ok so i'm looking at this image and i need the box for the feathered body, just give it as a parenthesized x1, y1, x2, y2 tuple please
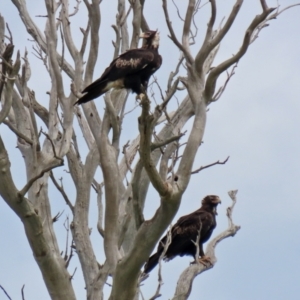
(144, 195, 221, 274)
(76, 30, 162, 105)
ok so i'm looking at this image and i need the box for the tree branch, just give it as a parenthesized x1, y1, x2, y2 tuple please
(44, 0, 66, 100)
(11, 0, 75, 79)
(211, 63, 237, 101)
(19, 159, 64, 197)
(0, 285, 12, 300)
(0, 44, 14, 100)
(162, 0, 194, 65)
(60, 0, 79, 61)
(99, 113, 121, 271)
(21, 285, 25, 300)
(83, 0, 101, 84)
(131, 160, 145, 230)
(103, 92, 120, 150)
(0, 47, 20, 124)
(93, 180, 105, 237)
(151, 132, 185, 151)
(204, 5, 276, 102)
(138, 94, 171, 197)
(50, 171, 74, 213)
(195, 0, 243, 75)
(129, 0, 142, 49)
(191, 156, 229, 174)
(182, 0, 195, 61)
(2, 119, 33, 145)
(0, 136, 76, 299)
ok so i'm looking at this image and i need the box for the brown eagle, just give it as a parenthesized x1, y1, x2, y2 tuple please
(75, 30, 162, 105)
(143, 195, 221, 274)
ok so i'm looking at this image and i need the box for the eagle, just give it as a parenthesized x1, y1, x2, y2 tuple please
(75, 30, 162, 105)
(143, 195, 221, 274)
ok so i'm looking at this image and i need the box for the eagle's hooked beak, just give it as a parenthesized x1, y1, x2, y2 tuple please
(140, 30, 159, 39)
(214, 197, 221, 215)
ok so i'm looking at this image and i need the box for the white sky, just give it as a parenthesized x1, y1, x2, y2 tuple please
(1, 1, 300, 299)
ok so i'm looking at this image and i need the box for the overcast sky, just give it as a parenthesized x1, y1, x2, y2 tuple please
(1, 1, 300, 299)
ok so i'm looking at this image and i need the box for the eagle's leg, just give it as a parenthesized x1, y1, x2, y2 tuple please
(198, 255, 213, 266)
(190, 256, 212, 267)
(135, 84, 148, 102)
(136, 93, 146, 101)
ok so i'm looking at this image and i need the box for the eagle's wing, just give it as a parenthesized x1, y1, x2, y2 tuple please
(158, 212, 203, 257)
(171, 212, 204, 243)
(82, 49, 155, 93)
(163, 211, 214, 258)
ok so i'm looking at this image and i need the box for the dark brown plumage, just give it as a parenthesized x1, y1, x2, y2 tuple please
(75, 30, 162, 105)
(144, 195, 221, 274)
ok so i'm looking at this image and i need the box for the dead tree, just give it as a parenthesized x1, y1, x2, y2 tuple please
(0, 1, 298, 299)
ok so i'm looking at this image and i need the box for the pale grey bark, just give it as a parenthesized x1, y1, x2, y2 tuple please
(0, 137, 76, 300)
(0, 1, 296, 299)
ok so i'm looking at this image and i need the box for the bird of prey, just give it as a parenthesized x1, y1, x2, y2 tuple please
(144, 195, 221, 274)
(75, 30, 162, 105)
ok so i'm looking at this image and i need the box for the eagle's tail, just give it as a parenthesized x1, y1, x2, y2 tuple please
(143, 251, 162, 274)
(75, 80, 109, 105)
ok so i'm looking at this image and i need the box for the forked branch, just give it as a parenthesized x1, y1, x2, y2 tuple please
(2, 120, 33, 145)
(195, 0, 243, 75)
(19, 159, 64, 197)
(204, 5, 275, 102)
(138, 94, 171, 197)
(162, 0, 194, 65)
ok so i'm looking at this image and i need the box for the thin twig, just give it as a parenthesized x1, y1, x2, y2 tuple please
(94, 180, 105, 237)
(0, 285, 12, 300)
(52, 210, 64, 222)
(2, 120, 33, 145)
(148, 226, 172, 300)
(162, 0, 194, 65)
(122, 141, 133, 173)
(69, 0, 81, 17)
(204, 4, 276, 101)
(50, 171, 74, 213)
(151, 132, 186, 151)
(167, 53, 184, 92)
(41, 130, 63, 162)
(191, 219, 202, 263)
(19, 160, 64, 197)
(21, 285, 25, 300)
(70, 267, 77, 280)
(65, 240, 75, 268)
(211, 63, 238, 101)
(5, 23, 13, 44)
(191, 156, 229, 174)
(111, 24, 121, 59)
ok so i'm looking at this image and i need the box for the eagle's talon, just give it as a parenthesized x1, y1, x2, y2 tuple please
(136, 93, 142, 101)
(198, 256, 212, 267)
(137, 93, 147, 101)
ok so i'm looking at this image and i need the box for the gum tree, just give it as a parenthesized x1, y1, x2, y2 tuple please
(0, 1, 298, 299)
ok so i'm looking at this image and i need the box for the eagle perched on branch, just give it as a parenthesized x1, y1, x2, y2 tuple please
(144, 195, 221, 274)
(76, 30, 162, 105)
